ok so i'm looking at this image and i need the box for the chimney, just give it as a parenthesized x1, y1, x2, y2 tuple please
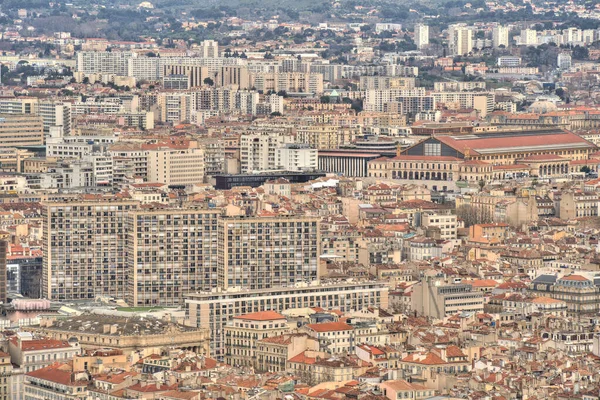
(440, 347, 447, 362)
(103, 325, 111, 334)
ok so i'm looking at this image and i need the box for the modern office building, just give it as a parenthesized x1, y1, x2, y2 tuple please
(411, 277, 484, 318)
(125, 207, 222, 307)
(217, 215, 321, 290)
(0, 114, 44, 148)
(185, 280, 389, 357)
(42, 199, 139, 300)
(146, 142, 205, 186)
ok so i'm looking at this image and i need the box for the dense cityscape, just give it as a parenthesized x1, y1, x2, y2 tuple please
(1, 0, 600, 398)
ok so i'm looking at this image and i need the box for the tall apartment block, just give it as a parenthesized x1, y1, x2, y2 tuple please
(0, 114, 44, 148)
(76, 51, 135, 75)
(215, 66, 250, 89)
(449, 24, 474, 56)
(414, 24, 429, 49)
(239, 132, 294, 173)
(492, 25, 510, 48)
(42, 199, 139, 300)
(125, 208, 221, 307)
(217, 215, 321, 290)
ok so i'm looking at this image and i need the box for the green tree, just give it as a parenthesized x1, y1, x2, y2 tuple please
(203, 77, 214, 86)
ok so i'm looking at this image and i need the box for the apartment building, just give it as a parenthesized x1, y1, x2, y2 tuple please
(156, 92, 191, 123)
(493, 25, 510, 48)
(0, 351, 10, 400)
(256, 333, 319, 373)
(76, 51, 135, 75)
(185, 281, 389, 357)
(239, 132, 294, 173)
(422, 212, 458, 240)
(296, 124, 357, 150)
(251, 72, 324, 93)
(42, 199, 139, 300)
(23, 364, 89, 400)
(303, 322, 354, 354)
(125, 207, 221, 307)
(217, 215, 320, 290)
(163, 65, 209, 87)
(108, 142, 149, 182)
(414, 24, 429, 49)
(0, 114, 44, 148)
(363, 88, 427, 112)
(559, 191, 599, 219)
(215, 66, 250, 89)
(199, 39, 219, 58)
(359, 76, 416, 90)
(146, 143, 205, 186)
(276, 143, 318, 171)
(70, 101, 124, 116)
(431, 92, 494, 117)
(127, 56, 161, 80)
(0, 98, 70, 136)
(9, 332, 81, 400)
(449, 24, 474, 56)
(433, 81, 486, 91)
(224, 311, 290, 367)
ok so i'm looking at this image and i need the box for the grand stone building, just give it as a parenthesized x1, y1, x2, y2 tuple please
(529, 274, 600, 315)
(31, 314, 209, 355)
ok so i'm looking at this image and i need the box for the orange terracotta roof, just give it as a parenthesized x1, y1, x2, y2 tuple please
(306, 321, 353, 333)
(560, 274, 589, 281)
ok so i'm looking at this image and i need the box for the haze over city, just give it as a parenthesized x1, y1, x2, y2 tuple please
(0, 0, 599, 399)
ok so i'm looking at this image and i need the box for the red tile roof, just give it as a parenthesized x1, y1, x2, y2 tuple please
(306, 321, 353, 333)
(435, 130, 595, 156)
(560, 274, 589, 282)
(289, 351, 317, 364)
(11, 337, 73, 352)
(27, 363, 87, 386)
